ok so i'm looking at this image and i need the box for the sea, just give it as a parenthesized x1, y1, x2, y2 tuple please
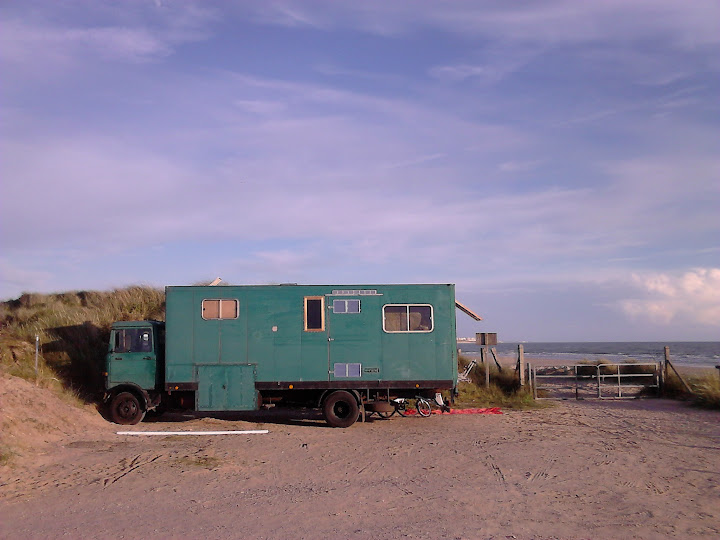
(455, 341, 720, 369)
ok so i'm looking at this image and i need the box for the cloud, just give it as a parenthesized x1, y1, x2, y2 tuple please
(0, 3, 215, 74)
(240, 1, 720, 48)
(620, 268, 720, 326)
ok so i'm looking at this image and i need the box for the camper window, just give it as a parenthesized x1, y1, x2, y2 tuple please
(202, 299, 239, 320)
(383, 304, 433, 333)
(333, 299, 361, 314)
(304, 297, 325, 331)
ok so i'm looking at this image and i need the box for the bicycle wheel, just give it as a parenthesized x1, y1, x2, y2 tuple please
(416, 398, 432, 417)
(376, 409, 396, 419)
(396, 401, 410, 417)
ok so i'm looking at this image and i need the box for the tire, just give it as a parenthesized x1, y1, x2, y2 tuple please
(416, 398, 432, 417)
(322, 391, 359, 428)
(396, 401, 410, 417)
(110, 391, 146, 425)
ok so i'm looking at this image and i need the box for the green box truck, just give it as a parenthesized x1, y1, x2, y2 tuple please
(103, 283, 477, 427)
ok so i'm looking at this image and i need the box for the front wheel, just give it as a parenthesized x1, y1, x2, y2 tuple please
(109, 391, 146, 425)
(322, 391, 359, 428)
(416, 398, 432, 417)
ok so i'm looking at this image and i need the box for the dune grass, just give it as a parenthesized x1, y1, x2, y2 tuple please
(0, 286, 165, 400)
(685, 373, 720, 409)
(456, 354, 542, 410)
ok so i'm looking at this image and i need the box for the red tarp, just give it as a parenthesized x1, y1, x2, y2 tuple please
(403, 407, 502, 416)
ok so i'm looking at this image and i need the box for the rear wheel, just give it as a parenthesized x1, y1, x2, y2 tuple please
(110, 391, 146, 425)
(322, 391, 359, 428)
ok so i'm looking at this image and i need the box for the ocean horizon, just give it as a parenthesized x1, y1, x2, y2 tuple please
(456, 341, 720, 369)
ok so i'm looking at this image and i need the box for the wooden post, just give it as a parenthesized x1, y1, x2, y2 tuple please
(664, 346, 694, 395)
(530, 363, 536, 399)
(34, 335, 39, 383)
(518, 344, 525, 386)
(483, 347, 490, 388)
(490, 347, 503, 372)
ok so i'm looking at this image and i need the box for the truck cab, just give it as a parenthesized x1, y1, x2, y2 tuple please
(104, 320, 164, 424)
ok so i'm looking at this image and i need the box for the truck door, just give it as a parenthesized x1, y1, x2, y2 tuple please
(327, 294, 382, 382)
(108, 326, 157, 389)
(196, 364, 258, 411)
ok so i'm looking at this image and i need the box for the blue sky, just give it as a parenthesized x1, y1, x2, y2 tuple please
(1, 1, 719, 341)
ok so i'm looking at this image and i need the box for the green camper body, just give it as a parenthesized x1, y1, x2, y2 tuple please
(104, 284, 458, 427)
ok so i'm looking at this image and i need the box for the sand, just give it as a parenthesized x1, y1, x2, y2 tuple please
(2, 372, 719, 539)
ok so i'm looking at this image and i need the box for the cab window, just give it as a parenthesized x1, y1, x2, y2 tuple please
(113, 328, 153, 353)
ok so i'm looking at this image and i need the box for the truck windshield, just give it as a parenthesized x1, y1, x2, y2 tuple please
(113, 328, 153, 353)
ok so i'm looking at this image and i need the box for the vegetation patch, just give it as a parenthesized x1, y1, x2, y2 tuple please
(690, 374, 720, 409)
(456, 354, 544, 410)
(176, 455, 223, 469)
(0, 445, 16, 467)
(0, 286, 165, 400)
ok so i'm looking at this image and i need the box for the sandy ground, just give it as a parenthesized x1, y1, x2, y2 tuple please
(2, 373, 719, 540)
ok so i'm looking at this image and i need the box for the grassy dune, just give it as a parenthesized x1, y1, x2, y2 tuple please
(0, 286, 164, 399)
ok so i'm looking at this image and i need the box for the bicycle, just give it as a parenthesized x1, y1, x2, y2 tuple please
(377, 393, 450, 418)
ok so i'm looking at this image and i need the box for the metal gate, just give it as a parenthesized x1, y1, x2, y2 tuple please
(530, 363, 661, 400)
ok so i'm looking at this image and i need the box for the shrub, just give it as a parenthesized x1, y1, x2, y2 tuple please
(691, 374, 720, 409)
(456, 354, 541, 409)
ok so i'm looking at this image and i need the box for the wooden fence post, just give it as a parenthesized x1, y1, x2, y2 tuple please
(664, 346, 694, 395)
(518, 344, 525, 386)
(482, 347, 490, 388)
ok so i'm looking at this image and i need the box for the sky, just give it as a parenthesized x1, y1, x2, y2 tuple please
(1, 1, 719, 341)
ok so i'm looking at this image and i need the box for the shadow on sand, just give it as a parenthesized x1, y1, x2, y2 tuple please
(142, 407, 389, 428)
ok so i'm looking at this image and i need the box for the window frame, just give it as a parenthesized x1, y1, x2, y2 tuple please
(304, 296, 325, 332)
(382, 303, 434, 333)
(113, 328, 153, 353)
(201, 298, 239, 320)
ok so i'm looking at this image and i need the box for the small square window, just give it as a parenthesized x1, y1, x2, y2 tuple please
(333, 363, 362, 378)
(333, 299, 360, 314)
(202, 299, 238, 320)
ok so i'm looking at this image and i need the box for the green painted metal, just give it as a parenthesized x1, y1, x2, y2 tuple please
(196, 364, 258, 411)
(106, 321, 162, 390)
(107, 284, 459, 408)
(164, 284, 457, 387)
